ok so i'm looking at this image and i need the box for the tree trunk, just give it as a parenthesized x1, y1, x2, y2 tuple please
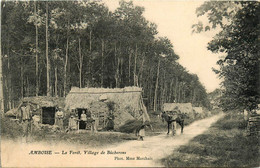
(55, 65, 58, 97)
(153, 59, 160, 111)
(89, 30, 92, 52)
(174, 77, 178, 102)
(7, 34, 12, 110)
(138, 56, 145, 87)
(101, 39, 104, 87)
(128, 49, 131, 85)
(178, 82, 181, 103)
(169, 79, 174, 102)
(134, 44, 138, 86)
(0, 41, 4, 115)
(63, 34, 69, 97)
(46, 2, 50, 96)
(162, 70, 166, 106)
(20, 57, 24, 98)
(79, 37, 82, 88)
(114, 44, 120, 88)
(34, 0, 39, 96)
(27, 76, 29, 97)
(88, 30, 92, 87)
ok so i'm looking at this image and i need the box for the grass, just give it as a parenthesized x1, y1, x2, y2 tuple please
(33, 131, 137, 148)
(161, 112, 259, 167)
(1, 117, 23, 139)
(1, 109, 220, 148)
(1, 117, 137, 148)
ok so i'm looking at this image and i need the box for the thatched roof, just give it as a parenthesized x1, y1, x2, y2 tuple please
(65, 87, 142, 111)
(163, 103, 193, 114)
(22, 96, 65, 108)
(193, 107, 203, 114)
(5, 97, 65, 118)
(65, 87, 150, 128)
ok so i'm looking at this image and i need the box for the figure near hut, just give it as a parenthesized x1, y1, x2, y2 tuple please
(18, 102, 33, 142)
(55, 107, 64, 130)
(135, 122, 152, 141)
(106, 112, 115, 131)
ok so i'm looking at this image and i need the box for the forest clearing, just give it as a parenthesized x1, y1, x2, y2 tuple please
(1, 113, 223, 167)
(0, 0, 259, 167)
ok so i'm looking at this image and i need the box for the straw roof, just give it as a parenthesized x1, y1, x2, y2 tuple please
(163, 103, 193, 114)
(22, 96, 65, 108)
(193, 107, 203, 114)
(65, 87, 150, 128)
(66, 87, 142, 111)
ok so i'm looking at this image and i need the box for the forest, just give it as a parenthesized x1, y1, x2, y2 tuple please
(193, 1, 259, 112)
(0, 0, 210, 112)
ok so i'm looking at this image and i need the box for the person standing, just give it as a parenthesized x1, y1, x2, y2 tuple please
(106, 112, 115, 131)
(21, 103, 32, 142)
(68, 115, 77, 131)
(55, 107, 64, 130)
(80, 110, 87, 130)
(137, 124, 146, 141)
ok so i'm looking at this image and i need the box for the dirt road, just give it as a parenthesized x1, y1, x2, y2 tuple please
(1, 114, 223, 167)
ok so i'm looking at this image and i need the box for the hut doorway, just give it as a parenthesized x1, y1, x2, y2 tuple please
(77, 108, 91, 129)
(42, 107, 56, 125)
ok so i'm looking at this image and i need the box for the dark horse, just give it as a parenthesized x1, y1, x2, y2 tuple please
(161, 111, 185, 135)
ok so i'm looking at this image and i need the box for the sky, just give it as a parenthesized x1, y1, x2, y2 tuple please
(103, 0, 222, 93)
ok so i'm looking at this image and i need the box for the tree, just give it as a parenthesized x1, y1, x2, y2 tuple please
(1, 0, 210, 112)
(194, 1, 260, 111)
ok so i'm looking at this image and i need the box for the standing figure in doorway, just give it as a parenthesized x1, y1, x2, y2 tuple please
(55, 107, 64, 130)
(81, 110, 87, 129)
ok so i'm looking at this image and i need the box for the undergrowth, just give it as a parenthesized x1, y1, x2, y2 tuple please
(161, 112, 259, 167)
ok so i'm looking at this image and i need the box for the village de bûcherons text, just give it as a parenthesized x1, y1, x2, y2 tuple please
(29, 150, 127, 156)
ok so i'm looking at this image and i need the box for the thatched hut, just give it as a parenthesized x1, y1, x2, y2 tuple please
(163, 103, 195, 118)
(65, 87, 150, 130)
(15, 96, 65, 125)
(193, 107, 203, 114)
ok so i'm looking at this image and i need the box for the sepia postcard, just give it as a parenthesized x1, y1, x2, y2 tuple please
(1, 0, 259, 167)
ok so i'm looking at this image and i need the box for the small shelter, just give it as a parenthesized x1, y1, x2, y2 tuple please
(193, 107, 203, 114)
(65, 87, 150, 130)
(16, 96, 65, 125)
(163, 103, 195, 118)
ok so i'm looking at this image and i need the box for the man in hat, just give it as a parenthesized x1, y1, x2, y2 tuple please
(20, 102, 33, 141)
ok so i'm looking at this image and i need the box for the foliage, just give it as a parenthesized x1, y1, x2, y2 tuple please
(1, 117, 23, 139)
(193, 2, 260, 112)
(1, 0, 209, 112)
(161, 113, 259, 167)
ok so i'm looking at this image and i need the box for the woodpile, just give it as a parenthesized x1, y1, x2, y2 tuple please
(247, 114, 260, 136)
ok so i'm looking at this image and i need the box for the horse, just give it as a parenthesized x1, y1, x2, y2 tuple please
(161, 111, 186, 135)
